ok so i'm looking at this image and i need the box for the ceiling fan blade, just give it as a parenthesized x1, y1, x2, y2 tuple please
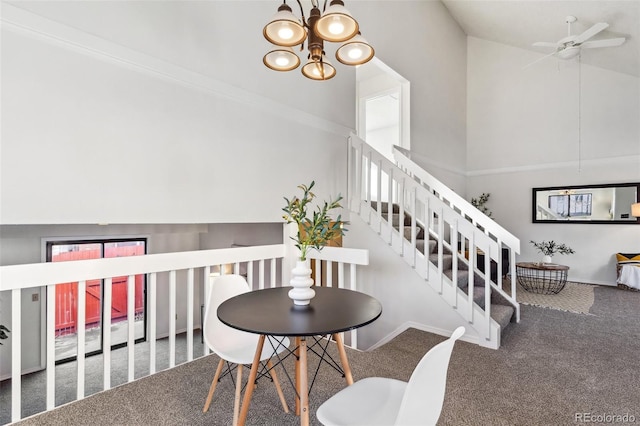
(523, 50, 558, 70)
(574, 22, 609, 44)
(580, 37, 626, 49)
(532, 41, 558, 48)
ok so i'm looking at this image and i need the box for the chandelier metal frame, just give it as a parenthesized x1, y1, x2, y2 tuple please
(263, 0, 375, 81)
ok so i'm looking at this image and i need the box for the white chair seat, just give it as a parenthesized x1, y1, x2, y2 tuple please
(316, 377, 407, 426)
(316, 326, 465, 426)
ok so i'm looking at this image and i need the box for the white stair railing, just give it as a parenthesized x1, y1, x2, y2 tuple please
(0, 243, 368, 423)
(347, 133, 520, 347)
(392, 144, 521, 314)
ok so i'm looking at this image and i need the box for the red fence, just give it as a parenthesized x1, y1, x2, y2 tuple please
(54, 246, 144, 336)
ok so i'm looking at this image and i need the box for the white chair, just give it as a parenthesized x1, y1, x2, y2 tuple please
(202, 274, 290, 425)
(316, 326, 466, 426)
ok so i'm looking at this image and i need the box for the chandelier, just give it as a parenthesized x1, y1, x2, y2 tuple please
(262, 0, 375, 81)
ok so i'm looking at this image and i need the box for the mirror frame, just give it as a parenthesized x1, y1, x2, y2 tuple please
(532, 182, 640, 225)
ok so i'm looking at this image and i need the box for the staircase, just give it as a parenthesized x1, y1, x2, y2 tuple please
(347, 133, 520, 349)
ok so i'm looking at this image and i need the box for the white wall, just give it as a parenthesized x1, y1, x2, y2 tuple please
(466, 37, 640, 285)
(0, 0, 469, 231)
(0, 2, 352, 225)
(3, 1, 355, 126)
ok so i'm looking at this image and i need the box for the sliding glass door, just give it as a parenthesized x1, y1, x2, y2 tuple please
(47, 239, 147, 363)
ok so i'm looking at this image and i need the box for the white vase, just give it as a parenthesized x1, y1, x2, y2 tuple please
(542, 255, 552, 264)
(288, 259, 315, 306)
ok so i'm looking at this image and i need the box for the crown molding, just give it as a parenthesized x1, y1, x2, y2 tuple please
(467, 154, 640, 177)
(0, 3, 353, 137)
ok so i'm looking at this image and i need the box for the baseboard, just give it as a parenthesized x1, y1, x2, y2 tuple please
(571, 279, 617, 287)
(364, 321, 479, 352)
(0, 365, 43, 382)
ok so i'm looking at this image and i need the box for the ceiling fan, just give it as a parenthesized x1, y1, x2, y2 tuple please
(528, 16, 625, 66)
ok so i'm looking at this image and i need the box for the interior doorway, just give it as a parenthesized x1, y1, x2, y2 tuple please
(357, 58, 410, 200)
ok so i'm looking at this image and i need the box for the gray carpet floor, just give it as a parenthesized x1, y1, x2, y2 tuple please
(4, 284, 640, 425)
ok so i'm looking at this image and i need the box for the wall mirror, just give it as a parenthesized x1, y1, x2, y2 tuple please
(532, 182, 640, 224)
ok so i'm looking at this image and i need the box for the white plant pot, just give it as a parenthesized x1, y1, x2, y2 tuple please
(542, 255, 552, 264)
(288, 259, 315, 306)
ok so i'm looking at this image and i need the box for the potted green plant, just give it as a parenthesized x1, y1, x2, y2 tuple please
(530, 240, 575, 264)
(282, 181, 346, 305)
(470, 193, 492, 218)
(0, 325, 10, 345)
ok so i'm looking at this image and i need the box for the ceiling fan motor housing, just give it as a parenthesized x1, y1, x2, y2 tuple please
(557, 45, 580, 59)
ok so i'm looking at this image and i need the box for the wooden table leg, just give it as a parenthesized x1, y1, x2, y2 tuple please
(298, 337, 309, 426)
(294, 336, 301, 416)
(237, 335, 265, 426)
(333, 333, 354, 385)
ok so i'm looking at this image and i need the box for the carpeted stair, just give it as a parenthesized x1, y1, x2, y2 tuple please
(372, 202, 515, 333)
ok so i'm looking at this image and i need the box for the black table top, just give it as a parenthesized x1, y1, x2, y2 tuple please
(217, 286, 382, 336)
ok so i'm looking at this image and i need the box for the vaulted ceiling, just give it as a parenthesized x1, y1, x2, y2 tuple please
(442, 0, 639, 77)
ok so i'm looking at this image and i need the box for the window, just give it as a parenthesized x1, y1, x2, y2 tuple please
(548, 194, 592, 218)
(46, 238, 147, 363)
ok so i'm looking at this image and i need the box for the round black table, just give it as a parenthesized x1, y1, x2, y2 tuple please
(218, 286, 382, 336)
(218, 286, 382, 426)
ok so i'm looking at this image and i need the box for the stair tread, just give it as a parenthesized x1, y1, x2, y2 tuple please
(363, 198, 517, 346)
(444, 269, 469, 289)
(490, 304, 515, 330)
(371, 202, 399, 214)
(473, 287, 486, 308)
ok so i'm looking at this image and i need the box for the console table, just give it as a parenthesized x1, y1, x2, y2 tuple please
(516, 262, 569, 294)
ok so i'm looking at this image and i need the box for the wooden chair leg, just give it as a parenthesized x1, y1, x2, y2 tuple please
(238, 335, 266, 426)
(267, 360, 289, 413)
(232, 364, 243, 426)
(203, 358, 225, 413)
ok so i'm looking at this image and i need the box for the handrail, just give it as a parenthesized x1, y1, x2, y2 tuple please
(347, 133, 520, 347)
(392, 145, 520, 253)
(0, 244, 287, 291)
(349, 136, 502, 260)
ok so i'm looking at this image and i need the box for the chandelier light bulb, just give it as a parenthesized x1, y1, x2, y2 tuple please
(278, 25, 294, 40)
(263, 45, 301, 72)
(335, 33, 374, 66)
(348, 47, 362, 59)
(301, 56, 336, 80)
(263, 3, 306, 47)
(276, 56, 291, 67)
(315, 0, 358, 42)
(328, 19, 345, 36)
